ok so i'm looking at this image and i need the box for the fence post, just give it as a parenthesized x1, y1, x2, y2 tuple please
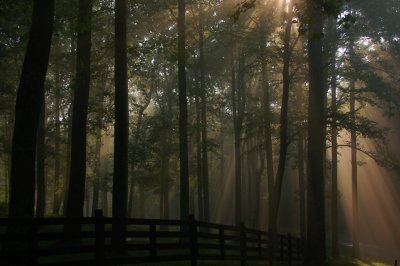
(149, 224, 157, 258)
(95, 209, 105, 266)
(257, 232, 262, 258)
(280, 235, 284, 259)
(287, 233, 292, 265)
(395, 259, 397, 266)
(29, 219, 38, 266)
(240, 223, 246, 266)
(219, 225, 225, 258)
(189, 215, 198, 266)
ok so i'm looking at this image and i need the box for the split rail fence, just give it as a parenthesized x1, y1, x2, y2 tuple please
(0, 210, 303, 265)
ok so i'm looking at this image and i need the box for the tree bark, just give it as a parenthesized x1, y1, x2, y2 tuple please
(269, 0, 293, 243)
(65, 0, 92, 222)
(113, 0, 128, 248)
(305, 0, 326, 264)
(198, 2, 210, 223)
(350, 79, 360, 258)
(178, 0, 190, 223)
(8, 0, 54, 219)
(328, 17, 339, 257)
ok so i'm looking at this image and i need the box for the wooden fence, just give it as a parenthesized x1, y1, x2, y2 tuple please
(0, 210, 303, 265)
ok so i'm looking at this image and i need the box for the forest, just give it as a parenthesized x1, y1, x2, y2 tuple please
(0, 0, 399, 265)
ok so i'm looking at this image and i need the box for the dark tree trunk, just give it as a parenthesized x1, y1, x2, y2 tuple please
(65, 0, 92, 222)
(305, 1, 326, 264)
(297, 133, 306, 243)
(178, 0, 189, 222)
(113, 0, 128, 248)
(195, 93, 204, 220)
(260, 23, 274, 233)
(92, 112, 102, 216)
(269, 0, 293, 244)
(328, 17, 339, 258)
(198, 2, 210, 223)
(8, 0, 54, 219)
(36, 97, 46, 218)
(350, 79, 360, 258)
(231, 54, 241, 226)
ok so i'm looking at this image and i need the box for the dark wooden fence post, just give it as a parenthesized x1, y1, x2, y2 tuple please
(257, 233, 262, 258)
(189, 215, 198, 266)
(395, 259, 397, 266)
(287, 233, 292, 265)
(29, 219, 38, 265)
(219, 225, 225, 258)
(240, 223, 246, 266)
(149, 224, 157, 258)
(95, 209, 105, 265)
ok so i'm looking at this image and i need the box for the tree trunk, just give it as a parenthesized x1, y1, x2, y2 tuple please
(8, 0, 54, 219)
(36, 96, 46, 218)
(305, 0, 326, 264)
(178, 0, 189, 223)
(198, 2, 210, 223)
(269, 0, 293, 241)
(350, 79, 360, 258)
(260, 21, 275, 234)
(113, 0, 128, 248)
(297, 133, 306, 243)
(329, 17, 339, 257)
(65, 0, 92, 223)
(195, 93, 204, 220)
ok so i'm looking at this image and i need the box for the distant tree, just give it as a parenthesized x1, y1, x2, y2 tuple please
(8, 0, 54, 219)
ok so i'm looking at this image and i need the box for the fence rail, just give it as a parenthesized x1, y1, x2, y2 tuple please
(0, 210, 303, 265)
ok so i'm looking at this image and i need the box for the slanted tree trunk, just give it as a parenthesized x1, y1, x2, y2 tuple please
(36, 96, 46, 218)
(269, 0, 293, 238)
(305, 0, 326, 264)
(113, 0, 128, 248)
(178, 0, 190, 223)
(65, 0, 92, 223)
(8, 0, 54, 219)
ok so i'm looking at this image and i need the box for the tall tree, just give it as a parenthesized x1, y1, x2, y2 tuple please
(113, 0, 128, 248)
(327, 16, 339, 257)
(8, 0, 54, 219)
(305, 0, 326, 264)
(178, 0, 190, 222)
(65, 0, 93, 220)
(269, 1, 294, 258)
(198, 1, 210, 223)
